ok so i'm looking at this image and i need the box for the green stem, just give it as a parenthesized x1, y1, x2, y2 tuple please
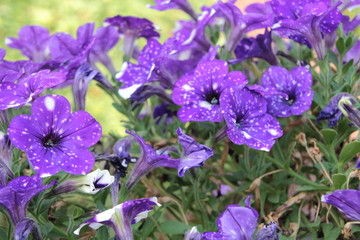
(192, 176, 209, 228)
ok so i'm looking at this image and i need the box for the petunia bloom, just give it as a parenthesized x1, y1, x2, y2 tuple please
(6, 25, 51, 62)
(125, 128, 213, 189)
(0, 174, 56, 224)
(316, 93, 356, 127)
(255, 222, 279, 240)
(338, 97, 360, 129)
(322, 189, 360, 221)
(148, 0, 197, 20)
(232, 29, 278, 65)
(202, 197, 259, 240)
(0, 132, 13, 185)
(104, 15, 159, 59)
(74, 197, 161, 240)
(0, 70, 66, 110)
(260, 66, 313, 117)
(220, 87, 283, 151)
(8, 95, 102, 177)
(172, 60, 248, 123)
(271, 0, 342, 60)
(50, 169, 114, 195)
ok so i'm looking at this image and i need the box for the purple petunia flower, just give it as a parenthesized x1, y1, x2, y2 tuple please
(104, 15, 159, 59)
(220, 87, 283, 151)
(148, 0, 197, 20)
(271, 0, 342, 60)
(344, 40, 360, 64)
(125, 128, 213, 189)
(6, 25, 51, 62)
(322, 189, 360, 221)
(0, 132, 14, 185)
(0, 174, 56, 224)
(202, 197, 259, 240)
(232, 29, 278, 65)
(72, 63, 103, 111)
(89, 26, 119, 75)
(255, 222, 279, 240)
(8, 95, 102, 177)
(74, 197, 161, 239)
(316, 93, 356, 127)
(0, 70, 66, 110)
(260, 66, 313, 117)
(172, 60, 248, 123)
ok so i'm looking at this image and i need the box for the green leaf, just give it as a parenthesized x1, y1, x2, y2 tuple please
(295, 185, 330, 192)
(332, 173, 347, 189)
(339, 141, 360, 166)
(336, 37, 345, 56)
(322, 223, 341, 240)
(321, 129, 338, 145)
(305, 217, 321, 228)
(159, 221, 190, 235)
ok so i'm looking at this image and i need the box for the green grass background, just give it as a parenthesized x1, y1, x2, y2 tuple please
(0, 0, 216, 136)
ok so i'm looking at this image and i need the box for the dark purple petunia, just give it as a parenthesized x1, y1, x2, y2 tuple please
(255, 222, 279, 240)
(72, 64, 103, 111)
(0, 70, 66, 110)
(271, 0, 342, 59)
(104, 15, 159, 59)
(0, 132, 13, 185)
(214, 1, 274, 53)
(49, 23, 96, 86)
(89, 26, 119, 75)
(322, 189, 360, 221)
(148, 0, 197, 20)
(74, 197, 160, 239)
(6, 25, 51, 62)
(232, 29, 278, 65)
(316, 93, 356, 127)
(172, 60, 248, 123)
(176, 128, 213, 177)
(8, 95, 102, 177)
(202, 197, 258, 240)
(220, 87, 283, 151)
(338, 97, 360, 129)
(260, 66, 313, 117)
(344, 40, 360, 64)
(0, 174, 56, 224)
(125, 128, 213, 189)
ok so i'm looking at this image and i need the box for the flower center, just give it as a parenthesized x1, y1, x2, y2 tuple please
(42, 135, 60, 148)
(205, 92, 220, 105)
(286, 94, 296, 106)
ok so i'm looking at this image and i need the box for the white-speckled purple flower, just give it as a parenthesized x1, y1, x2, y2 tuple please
(220, 87, 283, 151)
(74, 197, 160, 239)
(261, 66, 313, 117)
(202, 197, 259, 240)
(172, 60, 248, 123)
(322, 189, 360, 221)
(8, 95, 102, 177)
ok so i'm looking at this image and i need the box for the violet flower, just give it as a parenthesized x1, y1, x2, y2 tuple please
(6, 25, 51, 62)
(0, 132, 13, 185)
(322, 189, 360, 221)
(260, 66, 313, 117)
(202, 197, 258, 240)
(316, 93, 356, 127)
(50, 169, 114, 196)
(148, 0, 197, 20)
(172, 60, 248, 123)
(220, 87, 283, 151)
(344, 40, 360, 64)
(232, 29, 278, 65)
(184, 226, 201, 240)
(8, 95, 102, 177)
(104, 15, 159, 59)
(125, 128, 213, 189)
(72, 63, 103, 111)
(0, 70, 66, 110)
(74, 197, 161, 239)
(255, 222, 279, 240)
(271, 0, 342, 60)
(338, 97, 360, 129)
(89, 26, 119, 75)
(0, 174, 56, 224)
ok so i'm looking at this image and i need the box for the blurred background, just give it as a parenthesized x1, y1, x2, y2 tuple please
(0, 0, 264, 135)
